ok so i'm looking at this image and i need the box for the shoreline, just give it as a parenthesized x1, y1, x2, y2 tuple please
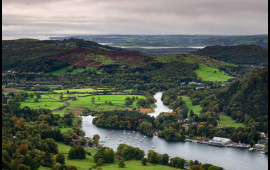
(184, 138, 268, 153)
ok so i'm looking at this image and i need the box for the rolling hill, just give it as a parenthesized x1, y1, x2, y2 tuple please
(193, 45, 268, 65)
(2, 38, 148, 72)
(217, 66, 268, 132)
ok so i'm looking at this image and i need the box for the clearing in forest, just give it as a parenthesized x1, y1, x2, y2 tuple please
(180, 96, 202, 116)
(194, 65, 234, 82)
(217, 115, 245, 128)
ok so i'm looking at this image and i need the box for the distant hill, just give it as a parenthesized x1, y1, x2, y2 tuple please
(194, 45, 268, 65)
(2, 38, 148, 72)
(51, 34, 268, 48)
(217, 66, 268, 132)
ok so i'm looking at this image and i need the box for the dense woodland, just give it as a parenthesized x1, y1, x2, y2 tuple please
(194, 45, 268, 65)
(159, 67, 268, 144)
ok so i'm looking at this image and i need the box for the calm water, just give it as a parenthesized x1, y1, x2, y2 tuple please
(81, 92, 268, 170)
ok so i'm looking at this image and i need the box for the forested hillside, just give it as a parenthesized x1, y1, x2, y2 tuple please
(194, 45, 268, 65)
(2, 38, 148, 72)
(217, 66, 268, 132)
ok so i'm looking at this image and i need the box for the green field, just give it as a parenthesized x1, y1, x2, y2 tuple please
(154, 55, 185, 63)
(20, 95, 64, 110)
(88, 54, 116, 65)
(50, 66, 73, 75)
(18, 93, 147, 116)
(59, 127, 72, 133)
(180, 96, 202, 116)
(41, 142, 179, 170)
(52, 94, 147, 116)
(194, 65, 234, 82)
(217, 115, 246, 128)
(123, 89, 134, 92)
(53, 88, 97, 93)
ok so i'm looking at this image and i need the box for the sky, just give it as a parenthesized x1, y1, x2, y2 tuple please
(2, 0, 268, 37)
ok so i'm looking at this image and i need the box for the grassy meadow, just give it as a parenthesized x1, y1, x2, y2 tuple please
(217, 115, 245, 128)
(20, 95, 65, 110)
(54, 95, 147, 116)
(50, 66, 97, 75)
(194, 65, 234, 82)
(180, 96, 202, 116)
(53, 88, 97, 93)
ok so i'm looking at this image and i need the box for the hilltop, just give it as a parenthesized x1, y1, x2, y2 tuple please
(2, 38, 148, 72)
(193, 45, 268, 65)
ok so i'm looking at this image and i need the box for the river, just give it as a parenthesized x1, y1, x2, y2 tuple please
(81, 92, 268, 170)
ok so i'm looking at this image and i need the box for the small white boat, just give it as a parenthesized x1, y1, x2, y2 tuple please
(152, 146, 155, 148)
(248, 148, 253, 151)
(260, 151, 265, 154)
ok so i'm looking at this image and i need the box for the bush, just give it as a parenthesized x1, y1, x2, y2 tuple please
(68, 146, 86, 159)
(117, 144, 144, 161)
(55, 153, 65, 164)
(94, 147, 115, 163)
(170, 157, 185, 169)
(141, 158, 147, 165)
(118, 160, 125, 168)
(161, 153, 169, 165)
(97, 158, 103, 166)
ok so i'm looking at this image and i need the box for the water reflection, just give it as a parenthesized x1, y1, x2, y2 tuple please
(81, 92, 268, 170)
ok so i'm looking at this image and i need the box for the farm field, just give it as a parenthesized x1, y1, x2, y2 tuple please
(217, 115, 246, 128)
(20, 95, 65, 110)
(53, 88, 97, 93)
(2, 88, 51, 94)
(57, 95, 147, 115)
(180, 96, 202, 116)
(194, 65, 234, 82)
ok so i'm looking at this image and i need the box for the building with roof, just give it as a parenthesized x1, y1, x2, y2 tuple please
(209, 137, 231, 145)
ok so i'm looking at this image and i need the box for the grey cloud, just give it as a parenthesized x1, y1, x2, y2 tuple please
(2, 0, 268, 35)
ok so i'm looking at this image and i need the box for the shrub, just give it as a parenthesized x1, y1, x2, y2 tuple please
(118, 160, 125, 168)
(68, 146, 86, 159)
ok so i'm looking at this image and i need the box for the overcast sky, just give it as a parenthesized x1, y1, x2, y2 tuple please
(2, 0, 268, 36)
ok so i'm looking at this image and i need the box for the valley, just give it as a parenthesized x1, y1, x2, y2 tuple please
(2, 38, 268, 170)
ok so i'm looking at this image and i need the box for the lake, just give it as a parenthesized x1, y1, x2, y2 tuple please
(81, 92, 268, 170)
